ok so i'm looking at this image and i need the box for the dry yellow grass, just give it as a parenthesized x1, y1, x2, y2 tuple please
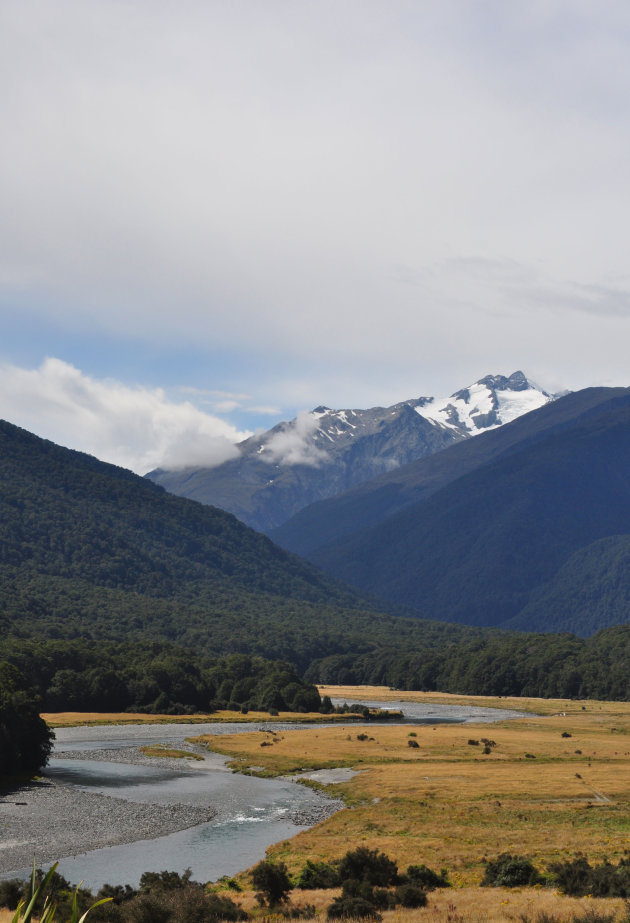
(232, 886, 630, 922)
(41, 709, 361, 728)
(194, 688, 630, 889)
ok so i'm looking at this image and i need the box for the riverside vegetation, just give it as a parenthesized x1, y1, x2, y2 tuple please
(3, 689, 630, 920)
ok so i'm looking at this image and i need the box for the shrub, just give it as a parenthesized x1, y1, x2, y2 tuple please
(337, 847, 398, 886)
(295, 860, 341, 890)
(327, 896, 382, 920)
(407, 739, 419, 748)
(405, 864, 451, 890)
(481, 854, 541, 887)
(549, 857, 630, 897)
(251, 859, 293, 906)
(0, 879, 23, 911)
(394, 883, 427, 907)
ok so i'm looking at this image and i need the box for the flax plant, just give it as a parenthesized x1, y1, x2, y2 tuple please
(11, 862, 111, 923)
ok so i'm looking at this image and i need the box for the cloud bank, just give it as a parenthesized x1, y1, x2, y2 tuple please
(0, 359, 250, 473)
(1, 2, 630, 424)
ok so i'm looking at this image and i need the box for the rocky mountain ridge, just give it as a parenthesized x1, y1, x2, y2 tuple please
(147, 371, 555, 532)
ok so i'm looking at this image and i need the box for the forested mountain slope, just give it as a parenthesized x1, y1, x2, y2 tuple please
(0, 418, 410, 667)
(2, 418, 630, 701)
(302, 393, 630, 635)
(147, 371, 553, 533)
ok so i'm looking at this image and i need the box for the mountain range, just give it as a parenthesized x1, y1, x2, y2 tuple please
(3, 414, 630, 699)
(147, 371, 554, 533)
(0, 417, 462, 671)
(272, 386, 630, 636)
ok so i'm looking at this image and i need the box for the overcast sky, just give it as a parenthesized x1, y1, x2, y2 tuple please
(2, 1, 630, 472)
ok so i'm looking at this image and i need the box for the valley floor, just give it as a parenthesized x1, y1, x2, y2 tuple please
(6, 689, 630, 921)
(191, 687, 630, 919)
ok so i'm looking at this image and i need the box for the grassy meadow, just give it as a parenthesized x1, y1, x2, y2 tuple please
(41, 708, 364, 728)
(31, 688, 630, 921)
(188, 687, 630, 919)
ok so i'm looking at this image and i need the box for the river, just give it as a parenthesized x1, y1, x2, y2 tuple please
(0, 700, 528, 889)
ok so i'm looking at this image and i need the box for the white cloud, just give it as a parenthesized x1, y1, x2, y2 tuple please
(262, 410, 328, 467)
(0, 358, 250, 473)
(1, 2, 630, 408)
(248, 405, 282, 416)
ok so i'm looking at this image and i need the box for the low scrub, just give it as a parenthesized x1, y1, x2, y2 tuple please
(549, 857, 630, 898)
(481, 853, 542, 887)
(0, 866, 245, 923)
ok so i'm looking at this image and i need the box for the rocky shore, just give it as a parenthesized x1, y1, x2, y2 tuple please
(0, 775, 217, 875)
(0, 744, 342, 879)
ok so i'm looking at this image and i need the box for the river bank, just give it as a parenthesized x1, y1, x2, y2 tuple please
(0, 775, 217, 873)
(0, 735, 342, 884)
(0, 744, 222, 874)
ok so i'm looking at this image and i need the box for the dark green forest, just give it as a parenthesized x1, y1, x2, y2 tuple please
(0, 661, 53, 777)
(0, 641, 322, 716)
(305, 624, 630, 701)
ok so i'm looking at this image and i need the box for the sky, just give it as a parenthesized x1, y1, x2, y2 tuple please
(2, 1, 630, 473)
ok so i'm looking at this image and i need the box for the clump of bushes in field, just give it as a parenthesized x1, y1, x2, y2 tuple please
(481, 852, 630, 899)
(549, 856, 630, 898)
(253, 848, 451, 920)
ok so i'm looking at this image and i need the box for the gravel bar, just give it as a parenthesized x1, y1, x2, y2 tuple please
(0, 759, 216, 875)
(0, 745, 342, 876)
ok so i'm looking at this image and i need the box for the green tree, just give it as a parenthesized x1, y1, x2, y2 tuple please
(0, 663, 54, 778)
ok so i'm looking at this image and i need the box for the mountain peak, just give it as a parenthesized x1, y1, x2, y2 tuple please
(417, 371, 553, 435)
(147, 371, 562, 532)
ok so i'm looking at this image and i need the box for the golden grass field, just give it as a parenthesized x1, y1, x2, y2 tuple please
(190, 686, 630, 920)
(41, 708, 367, 728)
(25, 688, 630, 921)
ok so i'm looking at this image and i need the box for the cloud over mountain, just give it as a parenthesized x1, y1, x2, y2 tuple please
(0, 358, 249, 473)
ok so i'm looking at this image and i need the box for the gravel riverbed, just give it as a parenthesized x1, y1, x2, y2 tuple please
(0, 745, 341, 877)
(0, 775, 216, 874)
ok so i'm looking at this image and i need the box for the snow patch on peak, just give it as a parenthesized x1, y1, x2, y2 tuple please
(416, 372, 552, 435)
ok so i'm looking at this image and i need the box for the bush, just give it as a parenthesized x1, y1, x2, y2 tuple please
(405, 864, 451, 890)
(295, 860, 341, 889)
(327, 896, 382, 920)
(407, 739, 419, 748)
(394, 883, 427, 907)
(481, 854, 541, 887)
(251, 859, 293, 906)
(0, 878, 23, 910)
(337, 847, 398, 887)
(549, 857, 630, 897)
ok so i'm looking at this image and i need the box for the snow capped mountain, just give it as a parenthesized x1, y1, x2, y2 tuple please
(416, 371, 552, 434)
(247, 371, 552, 464)
(146, 372, 559, 532)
